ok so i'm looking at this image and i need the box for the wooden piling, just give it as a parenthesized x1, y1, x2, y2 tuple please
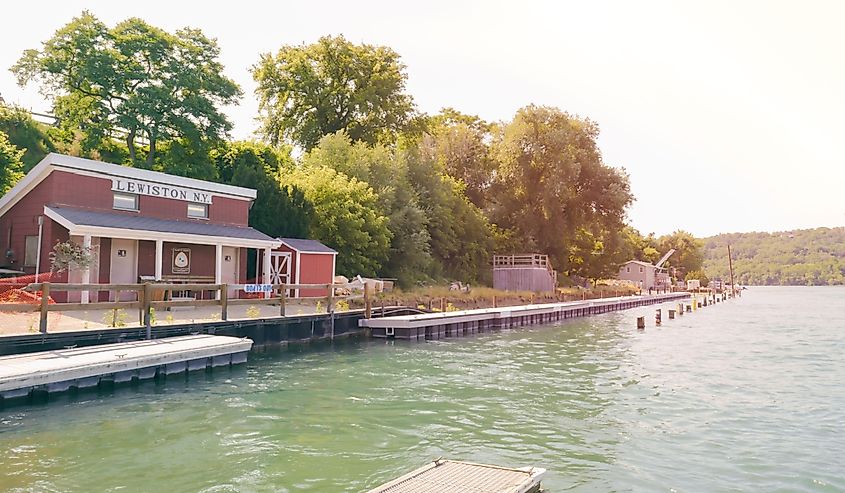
(143, 283, 152, 339)
(280, 284, 287, 316)
(678, 303, 684, 316)
(364, 283, 371, 319)
(668, 309, 675, 319)
(655, 309, 662, 325)
(637, 316, 645, 329)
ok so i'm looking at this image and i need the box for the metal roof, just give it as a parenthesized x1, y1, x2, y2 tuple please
(46, 206, 276, 243)
(279, 237, 337, 254)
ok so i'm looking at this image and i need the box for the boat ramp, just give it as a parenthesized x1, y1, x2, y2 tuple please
(362, 292, 689, 339)
(0, 334, 252, 401)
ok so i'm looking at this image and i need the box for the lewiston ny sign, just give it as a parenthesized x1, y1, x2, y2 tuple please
(111, 178, 214, 204)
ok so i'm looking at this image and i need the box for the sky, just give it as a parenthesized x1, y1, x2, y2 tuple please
(2, 0, 843, 238)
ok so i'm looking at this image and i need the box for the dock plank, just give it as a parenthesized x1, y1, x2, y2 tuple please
(368, 460, 545, 493)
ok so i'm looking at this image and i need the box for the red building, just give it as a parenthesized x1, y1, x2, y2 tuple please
(0, 153, 280, 301)
(264, 238, 337, 297)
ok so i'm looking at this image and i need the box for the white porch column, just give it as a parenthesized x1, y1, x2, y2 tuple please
(263, 247, 272, 299)
(81, 234, 92, 304)
(154, 240, 163, 281)
(215, 243, 223, 300)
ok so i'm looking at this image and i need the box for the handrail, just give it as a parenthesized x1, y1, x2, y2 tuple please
(1, 281, 372, 340)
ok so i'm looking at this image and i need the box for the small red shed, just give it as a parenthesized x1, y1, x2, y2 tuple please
(267, 238, 337, 297)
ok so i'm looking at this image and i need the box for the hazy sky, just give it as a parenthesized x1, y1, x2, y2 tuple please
(2, 1, 843, 237)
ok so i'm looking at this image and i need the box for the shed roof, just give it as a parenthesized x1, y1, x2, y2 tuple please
(279, 237, 337, 254)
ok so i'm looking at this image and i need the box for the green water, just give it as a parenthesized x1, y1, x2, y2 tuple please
(2, 287, 844, 491)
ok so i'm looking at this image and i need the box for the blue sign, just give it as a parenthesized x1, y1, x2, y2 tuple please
(243, 284, 273, 293)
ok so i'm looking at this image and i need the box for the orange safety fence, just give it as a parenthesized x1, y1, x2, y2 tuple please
(0, 272, 62, 332)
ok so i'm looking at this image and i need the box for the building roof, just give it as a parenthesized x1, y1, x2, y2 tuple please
(622, 260, 656, 268)
(279, 237, 337, 254)
(45, 206, 280, 249)
(0, 153, 257, 218)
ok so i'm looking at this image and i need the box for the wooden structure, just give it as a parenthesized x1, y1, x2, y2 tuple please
(0, 334, 252, 400)
(492, 254, 557, 292)
(266, 238, 337, 298)
(367, 459, 546, 493)
(0, 281, 364, 340)
(362, 292, 690, 340)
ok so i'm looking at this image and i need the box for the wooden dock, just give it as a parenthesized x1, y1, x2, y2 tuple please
(368, 459, 546, 493)
(0, 334, 252, 400)
(362, 293, 689, 339)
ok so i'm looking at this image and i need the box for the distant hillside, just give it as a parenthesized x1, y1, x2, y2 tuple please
(703, 227, 845, 286)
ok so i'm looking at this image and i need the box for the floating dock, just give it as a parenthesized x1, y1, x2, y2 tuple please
(368, 459, 546, 493)
(0, 334, 252, 400)
(362, 293, 689, 339)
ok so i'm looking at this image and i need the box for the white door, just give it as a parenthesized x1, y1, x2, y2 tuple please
(222, 246, 239, 297)
(270, 252, 291, 287)
(110, 238, 137, 301)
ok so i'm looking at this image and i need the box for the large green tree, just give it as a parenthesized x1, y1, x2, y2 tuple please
(658, 230, 704, 278)
(283, 165, 391, 277)
(404, 137, 493, 284)
(303, 132, 431, 286)
(490, 105, 633, 278)
(0, 131, 25, 194)
(426, 108, 495, 209)
(0, 104, 56, 170)
(253, 35, 415, 151)
(12, 11, 241, 166)
(211, 141, 312, 239)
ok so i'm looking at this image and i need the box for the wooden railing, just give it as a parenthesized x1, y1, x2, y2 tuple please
(0, 282, 374, 339)
(492, 254, 558, 284)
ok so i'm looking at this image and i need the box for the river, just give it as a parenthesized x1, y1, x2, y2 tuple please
(1, 287, 843, 491)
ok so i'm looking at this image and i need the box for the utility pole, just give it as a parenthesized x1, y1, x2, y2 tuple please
(727, 244, 736, 298)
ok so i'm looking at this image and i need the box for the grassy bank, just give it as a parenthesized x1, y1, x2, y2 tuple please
(370, 285, 641, 311)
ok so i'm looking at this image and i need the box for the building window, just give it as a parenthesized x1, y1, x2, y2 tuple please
(24, 235, 39, 267)
(639, 267, 644, 273)
(187, 202, 208, 219)
(113, 192, 139, 211)
(626, 267, 630, 273)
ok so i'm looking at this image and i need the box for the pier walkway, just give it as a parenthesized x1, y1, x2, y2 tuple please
(0, 334, 252, 400)
(362, 292, 689, 339)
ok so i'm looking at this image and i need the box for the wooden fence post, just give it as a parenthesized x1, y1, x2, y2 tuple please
(143, 282, 152, 340)
(280, 284, 287, 317)
(220, 283, 228, 321)
(327, 284, 334, 315)
(364, 283, 371, 319)
(39, 282, 50, 334)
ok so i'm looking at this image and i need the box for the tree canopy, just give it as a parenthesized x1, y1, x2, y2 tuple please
(12, 11, 241, 166)
(0, 131, 25, 194)
(489, 105, 633, 280)
(253, 35, 415, 151)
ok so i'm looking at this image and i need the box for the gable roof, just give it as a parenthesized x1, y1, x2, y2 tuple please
(0, 153, 257, 218)
(622, 260, 656, 268)
(279, 237, 337, 254)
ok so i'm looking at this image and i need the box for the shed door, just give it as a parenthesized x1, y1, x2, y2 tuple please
(270, 252, 291, 285)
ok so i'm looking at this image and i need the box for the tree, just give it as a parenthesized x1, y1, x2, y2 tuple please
(253, 35, 415, 150)
(404, 137, 493, 284)
(282, 165, 391, 277)
(658, 230, 704, 278)
(210, 141, 312, 239)
(685, 269, 709, 288)
(0, 104, 56, 170)
(12, 11, 241, 166)
(303, 132, 431, 286)
(426, 108, 495, 208)
(0, 131, 25, 194)
(490, 105, 633, 277)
